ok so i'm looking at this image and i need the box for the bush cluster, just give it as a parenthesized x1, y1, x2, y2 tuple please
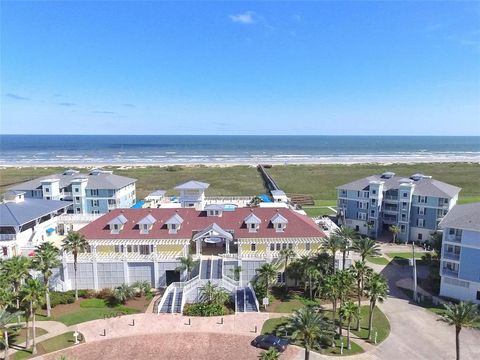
(183, 303, 226, 317)
(48, 291, 75, 308)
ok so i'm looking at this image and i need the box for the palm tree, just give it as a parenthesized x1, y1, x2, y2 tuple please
(337, 270, 355, 337)
(175, 254, 200, 280)
(322, 274, 340, 323)
(21, 278, 46, 355)
(334, 226, 357, 269)
(388, 225, 400, 244)
(259, 347, 281, 360)
(364, 272, 388, 340)
(229, 265, 242, 282)
(281, 307, 335, 360)
(0, 308, 23, 360)
(279, 248, 296, 292)
(350, 260, 372, 330)
(61, 231, 88, 301)
(32, 242, 61, 317)
(199, 281, 229, 305)
(350, 237, 380, 262)
(305, 265, 320, 300)
(256, 263, 278, 300)
(0, 256, 31, 311)
(114, 283, 135, 304)
(440, 302, 479, 360)
(339, 301, 359, 349)
(321, 235, 342, 273)
(132, 280, 151, 296)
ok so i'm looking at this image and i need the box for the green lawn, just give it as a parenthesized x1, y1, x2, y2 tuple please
(314, 200, 337, 207)
(2, 163, 479, 202)
(350, 306, 390, 345)
(8, 327, 48, 347)
(385, 252, 425, 260)
(54, 305, 139, 326)
(366, 256, 390, 265)
(304, 207, 336, 217)
(261, 317, 363, 356)
(13, 331, 82, 360)
(263, 289, 320, 313)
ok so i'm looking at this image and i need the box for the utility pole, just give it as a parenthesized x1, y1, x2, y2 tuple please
(412, 241, 418, 302)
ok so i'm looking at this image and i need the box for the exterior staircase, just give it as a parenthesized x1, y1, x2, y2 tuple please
(157, 257, 259, 315)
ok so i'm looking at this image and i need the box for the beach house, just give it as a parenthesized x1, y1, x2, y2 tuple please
(336, 172, 460, 242)
(438, 202, 480, 304)
(9, 169, 137, 214)
(0, 191, 71, 259)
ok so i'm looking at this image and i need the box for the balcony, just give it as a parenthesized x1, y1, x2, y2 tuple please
(443, 252, 460, 261)
(382, 214, 397, 224)
(445, 235, 462, 243)
(441, 268, 459, 278)
(0, 234, 16, 241)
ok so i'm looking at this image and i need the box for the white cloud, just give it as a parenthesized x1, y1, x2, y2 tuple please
(229, 11, 256, 24)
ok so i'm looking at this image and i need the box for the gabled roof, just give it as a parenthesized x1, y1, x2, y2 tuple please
(174, 180, 210, 190)
(337, 174, 461, 198)
(107, 214, 128, 226)
(165, 213, 184, 225)
(439, 203, 480, 232)
(9, 171, 136, 191)
(0, 199, 71, 227)
(271, 213, 288, 224)
(244, 212, 261, 224)
(193, 223, 233, 241)
(138, 214, 157, 225)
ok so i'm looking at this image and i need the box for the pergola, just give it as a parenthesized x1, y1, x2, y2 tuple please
(192, 223, 234, 255)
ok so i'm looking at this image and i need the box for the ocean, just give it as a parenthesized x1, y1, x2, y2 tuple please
(1, 135, 479, 166)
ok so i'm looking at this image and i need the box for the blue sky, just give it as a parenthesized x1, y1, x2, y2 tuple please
(1, 1, 479, 135)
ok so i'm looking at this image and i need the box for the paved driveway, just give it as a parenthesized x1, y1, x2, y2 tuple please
(42, 333, 300, 360)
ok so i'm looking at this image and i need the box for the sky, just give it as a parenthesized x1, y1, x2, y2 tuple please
(1, 1, 479, 136)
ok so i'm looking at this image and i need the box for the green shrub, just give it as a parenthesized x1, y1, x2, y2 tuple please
(77, 289, 95, 299)
(183, 303, 227, 316)
(48, 291, 75, 308)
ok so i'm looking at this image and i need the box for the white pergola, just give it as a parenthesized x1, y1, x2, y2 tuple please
(192, 223, 234, 256)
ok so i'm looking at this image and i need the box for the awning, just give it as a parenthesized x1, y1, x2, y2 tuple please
(46, 227, 55, 234)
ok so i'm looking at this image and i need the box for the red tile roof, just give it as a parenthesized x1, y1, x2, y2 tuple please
(80, 207, 325, 240)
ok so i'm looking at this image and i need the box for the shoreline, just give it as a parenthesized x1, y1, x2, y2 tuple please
(1, 158, 480, 168)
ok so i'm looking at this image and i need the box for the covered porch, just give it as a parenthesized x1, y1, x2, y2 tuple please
(192, 223, 237, 256)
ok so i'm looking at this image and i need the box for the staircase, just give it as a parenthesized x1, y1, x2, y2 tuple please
(157, 257, 259, 315)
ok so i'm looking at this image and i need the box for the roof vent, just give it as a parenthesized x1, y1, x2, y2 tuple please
(63, 169, 80, 176)
(410, 174, 431, 181)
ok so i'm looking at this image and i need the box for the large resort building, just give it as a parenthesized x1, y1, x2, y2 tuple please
(439, 202, 480, 304)
(9, 169, 137, 214)
(336, 172, 460, 242)
(58, 205, 326, 313)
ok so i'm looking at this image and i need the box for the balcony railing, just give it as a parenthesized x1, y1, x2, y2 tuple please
(384, 195, 398, 200)
(445, 235, 462, 243)
(442, 268, 459, 278)
(0, 234, 16, 241)
(443, 252, 460, 261)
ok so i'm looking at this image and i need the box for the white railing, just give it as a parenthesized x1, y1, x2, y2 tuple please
(247, 282, 260, 312)
(223, 274, 239, 289)
(157, 283, 175, 314)
(0, 234, 16, 241)
(57, 214, 101, 223)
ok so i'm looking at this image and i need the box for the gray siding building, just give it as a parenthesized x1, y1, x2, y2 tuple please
(337, 172, 460, 242)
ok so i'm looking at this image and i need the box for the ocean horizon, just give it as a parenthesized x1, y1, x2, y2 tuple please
(1, 135, 479, 166)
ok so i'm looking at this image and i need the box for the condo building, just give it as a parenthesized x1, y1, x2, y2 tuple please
(0, 191, 71, 259)
(9, 169, 137, 214)
(439, 202, 480, 304)
(336, 172, 460, 242)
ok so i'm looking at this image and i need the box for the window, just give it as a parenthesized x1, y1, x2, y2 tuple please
(357, 212, 367, 220)
(477, 291, 480, 301)
(114, 245, 124, 253)
(76, 207, 81, 213)
(75, 197, 80, 202)
(449, 228, 455, 235)
(143, 224, 148, 230)
(113, 224, 119, 231)
(250, 223, 256, 229)
(288, 243, 293, 250)
(171, 224, 176, 230)
(371, 199, 376, 205)
(402, 201, 408, 209)
(372, 189, 377, 195)
(251, 243, 256, 252)
(370, 210, 375, 216)
(282, 243, 287, 250)
(75, 187, 79, 193)
(277, 223, 282, 229)
(418, 207, 425, 215)
(419, 196, 426, 203)
(45, 188, 50, 193)
(401, 214, 406, 221)
(418, 233, 423, 240)
(45, 196, 50, 200)
(91, 200, 99, 207)
(2, 247, 7, 256)
(277, 272, 285, 283)
(91, 189, 99, 196)
(276, 243, 281, 251)
(417, 219, 425, 228)
(403, 192, 408, 198)
(305, 242, 311, 251)
(401, 224, 406, 233)
(362, 191, 369, 198)
(92, 210, 99, 214)
(139, 245, 153, 255)
(270, 243, 275, 251)
(358, 201, 368, 210)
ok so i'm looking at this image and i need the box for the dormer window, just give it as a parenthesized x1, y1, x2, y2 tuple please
(137, 214, 156, 235)
(244, 212, 261, 233)
(165, 213, 183, 234)
(270, 213, 288, 233)
(108, 214, 128, 234)
(205, 204, 223, 217)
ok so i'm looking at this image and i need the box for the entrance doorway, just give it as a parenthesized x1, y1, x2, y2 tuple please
(165, 270, 180, 286)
